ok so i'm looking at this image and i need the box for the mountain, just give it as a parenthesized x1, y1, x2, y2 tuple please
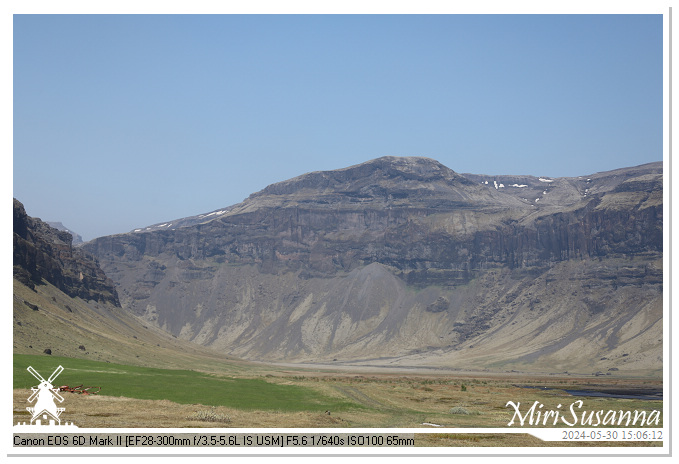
(13, 198, 236, 368)
(46, 222, 84, 246)
(14, 199, 119, 305)
(81, 157, 663, 375)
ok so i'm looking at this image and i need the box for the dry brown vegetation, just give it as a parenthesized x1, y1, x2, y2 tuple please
(13, 369, 662, 448)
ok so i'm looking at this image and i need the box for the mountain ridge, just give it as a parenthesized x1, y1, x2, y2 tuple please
(80, 156, 663, 375)
(122, 157, 662, 237)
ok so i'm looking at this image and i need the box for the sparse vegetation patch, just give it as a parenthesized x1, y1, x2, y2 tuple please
(188, 407, 231, 423)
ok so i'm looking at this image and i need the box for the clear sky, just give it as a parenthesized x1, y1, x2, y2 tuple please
(12, 13, 664, 241)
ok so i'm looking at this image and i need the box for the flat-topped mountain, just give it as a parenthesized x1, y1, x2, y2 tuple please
(82, 157, 663, 375)
(244, 156, 518, 208)
(131, 157, 525, 234)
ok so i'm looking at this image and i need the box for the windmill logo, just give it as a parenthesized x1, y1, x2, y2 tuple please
(15, 365, 77, 428)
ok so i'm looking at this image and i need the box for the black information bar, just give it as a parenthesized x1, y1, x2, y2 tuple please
(13, 433, 416, 448)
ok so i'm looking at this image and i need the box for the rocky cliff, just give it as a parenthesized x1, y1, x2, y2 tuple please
(82, 157, 663, 374)
(13, 198, 120, 306)
(46, 221, 84, 246)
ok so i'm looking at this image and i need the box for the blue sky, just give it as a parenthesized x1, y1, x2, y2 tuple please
(12, 14, 663, 240)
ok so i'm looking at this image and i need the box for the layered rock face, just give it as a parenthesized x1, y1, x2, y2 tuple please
(13, 199, 120, 306)
(82, 157, 663, 373)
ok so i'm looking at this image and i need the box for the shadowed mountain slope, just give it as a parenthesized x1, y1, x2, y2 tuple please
(14, 199, 119, 306)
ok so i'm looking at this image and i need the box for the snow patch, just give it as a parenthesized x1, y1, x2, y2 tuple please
(510, 184, 528, 188)
(198, 209, 229, 219)
(539, 178, 554, 183)
(204, 210, 228, 217)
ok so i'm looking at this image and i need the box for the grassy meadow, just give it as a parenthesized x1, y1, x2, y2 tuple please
(13, 353, 663, 448)
(13, 354, 358, 413)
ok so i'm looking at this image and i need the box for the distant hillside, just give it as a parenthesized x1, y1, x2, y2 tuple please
(46, 221, 83, 245)
(81, 157, 663, 376)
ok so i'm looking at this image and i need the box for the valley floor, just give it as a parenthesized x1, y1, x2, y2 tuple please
(12, 358, 663, 448)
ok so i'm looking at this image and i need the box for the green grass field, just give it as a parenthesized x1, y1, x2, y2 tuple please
(13, 354, 359, 413)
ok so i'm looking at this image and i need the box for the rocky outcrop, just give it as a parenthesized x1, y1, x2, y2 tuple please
(13, 199, 120, 306)
(81, 157, 662, 373)
(46, 222, 83, 245)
